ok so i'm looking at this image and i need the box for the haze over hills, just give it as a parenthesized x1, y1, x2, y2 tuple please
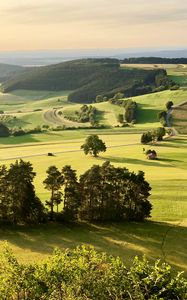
(0, 48, 186, 66)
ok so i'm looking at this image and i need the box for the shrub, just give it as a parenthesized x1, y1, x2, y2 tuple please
(0, 245, 186, 300)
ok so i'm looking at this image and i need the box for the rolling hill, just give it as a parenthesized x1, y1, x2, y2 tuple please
(0, 59, 172, 103)
(0, 63, 27, 82)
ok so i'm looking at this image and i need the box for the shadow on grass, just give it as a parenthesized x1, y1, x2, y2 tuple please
(0, 221, 186, 275)
(0, 134, 40, 145)
(99, 156, 174, 168)
(156, 138, 187, 148)
(136, 106, 161, 124)
(159, 157, 181, 163)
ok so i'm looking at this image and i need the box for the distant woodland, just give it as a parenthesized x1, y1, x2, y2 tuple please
(0, 59, 174, 103)
(121, 57, 187, 64)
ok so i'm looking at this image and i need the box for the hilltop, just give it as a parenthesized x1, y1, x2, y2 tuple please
(0, 59, 172, 103)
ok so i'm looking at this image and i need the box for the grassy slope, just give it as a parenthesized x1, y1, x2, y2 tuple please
(0, 87, 187, 130)
(0, 134, 187, 273)
(62, 89, 187, 129)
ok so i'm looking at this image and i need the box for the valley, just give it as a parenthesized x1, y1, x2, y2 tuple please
(0, 62, 187, 276)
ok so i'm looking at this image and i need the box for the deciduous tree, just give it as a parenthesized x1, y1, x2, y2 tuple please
(81, 135, 106, 157)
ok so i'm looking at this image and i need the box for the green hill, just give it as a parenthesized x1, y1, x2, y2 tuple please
(1, 59, 171, 103)
(0, 63, 26, 82)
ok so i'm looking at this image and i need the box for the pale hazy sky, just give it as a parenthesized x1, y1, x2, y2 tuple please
(0, 0, 186, 51)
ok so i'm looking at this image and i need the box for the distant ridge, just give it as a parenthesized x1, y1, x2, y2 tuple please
(0, 48, 186, 66)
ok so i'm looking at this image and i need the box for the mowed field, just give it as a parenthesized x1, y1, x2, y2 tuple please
(0, 132, 187, 274)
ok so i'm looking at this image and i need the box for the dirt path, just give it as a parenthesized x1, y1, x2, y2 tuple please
(43, 108, 87, 127)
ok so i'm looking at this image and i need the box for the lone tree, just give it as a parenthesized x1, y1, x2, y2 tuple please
(81, 134, 106, 157)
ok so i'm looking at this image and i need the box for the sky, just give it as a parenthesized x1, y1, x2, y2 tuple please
(0, 0, 186, 51)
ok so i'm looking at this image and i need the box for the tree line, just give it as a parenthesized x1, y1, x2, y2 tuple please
(0, 160, 152, 224)
(121, 57, 187, 64)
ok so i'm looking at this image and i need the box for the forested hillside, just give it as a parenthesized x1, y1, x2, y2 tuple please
(0, 63, 26, 82)
(1, 59, 173, 103)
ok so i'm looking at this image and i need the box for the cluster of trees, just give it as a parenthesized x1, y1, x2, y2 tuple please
(95, 92, 124, 103)
(64, 104, 98, 126)
(78, 162, 152, 222)
(1, 59, 172, 103)
(0, 159, 152, 224)
(1, 245, 186, 300)
(158, 101, 174, 126)
(109, 96, 138, 123)
(124, 100, 137, 123)
(141, 127, 166, 144)
(39, 161, 152, 222)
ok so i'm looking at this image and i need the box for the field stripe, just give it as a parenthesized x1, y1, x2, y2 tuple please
(0, 143, 139, 161)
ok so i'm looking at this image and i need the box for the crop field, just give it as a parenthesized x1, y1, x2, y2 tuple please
(172, 102, 187, 134)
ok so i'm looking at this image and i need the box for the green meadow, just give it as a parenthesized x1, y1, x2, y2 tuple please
(0, 64, 187, 275)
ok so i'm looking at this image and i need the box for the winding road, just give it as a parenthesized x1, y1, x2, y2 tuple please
(43, 108, 87, 127)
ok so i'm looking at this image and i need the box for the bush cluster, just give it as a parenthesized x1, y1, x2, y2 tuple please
(141, 127, 166, 144)
(65, 104, 98, 126)
(108, 95, 138, 123)
(0, 245, 186, 300)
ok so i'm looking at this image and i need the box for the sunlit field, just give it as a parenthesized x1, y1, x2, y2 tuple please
(0, 133, 187, 274)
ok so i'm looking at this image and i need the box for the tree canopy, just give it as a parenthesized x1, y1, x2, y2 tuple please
(81, 134, 106, 157)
